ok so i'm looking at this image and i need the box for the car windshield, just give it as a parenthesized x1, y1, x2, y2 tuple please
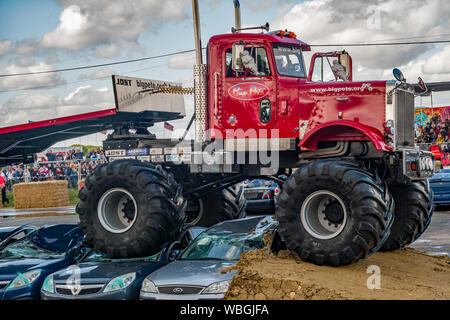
(83, 250, 161, 263)
(0, 240, 65, 260)
(273, 44, 306, 78)
(180, 218, 273, 261)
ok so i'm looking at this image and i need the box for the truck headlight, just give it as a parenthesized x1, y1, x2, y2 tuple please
(103, 272, 136, 293)
(202, 280, 230, 294)
(42, 274, 55, 293)
(7, 269, 41, 290)
(140, 278, 158, 293)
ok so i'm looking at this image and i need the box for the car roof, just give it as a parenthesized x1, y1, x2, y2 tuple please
(202, 216, 277, 235)
(23, 224, 84, 253)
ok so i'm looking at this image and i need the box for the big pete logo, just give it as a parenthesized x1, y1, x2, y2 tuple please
(66, 265, 82, 295)
(228, 83, 269, 101)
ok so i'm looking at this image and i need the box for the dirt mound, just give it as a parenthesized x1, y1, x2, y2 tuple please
(224, 248, 450, 300)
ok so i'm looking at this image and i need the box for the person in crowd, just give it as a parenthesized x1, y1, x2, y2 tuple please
(46, 149, 56, 162)
(430, 142, 444, 170)
(70, 165, 78, 189)
(0, 170, 8, 205)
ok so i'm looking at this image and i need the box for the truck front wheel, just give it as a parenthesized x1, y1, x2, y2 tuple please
(380, 181, 433, 251)
(276, 160, 393, 266)
(76, 160, 185, 259)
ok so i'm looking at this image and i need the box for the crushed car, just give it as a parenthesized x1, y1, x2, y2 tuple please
(40, 227, 206, 300)
(0, 225, 37, 250)
(0, 224, 83, 300)
(140, 216, 278, 300)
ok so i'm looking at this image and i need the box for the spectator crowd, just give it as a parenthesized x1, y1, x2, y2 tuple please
(415, 114, 450, 167)
(415, 114, 449, 145)
(0, 148, 106, 191)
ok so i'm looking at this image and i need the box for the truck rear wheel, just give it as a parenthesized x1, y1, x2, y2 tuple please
(380, 181, 433, 251)
(276, 160, 393, 266)
(76, 160, 185, 259)
(185, 186, 246, 227)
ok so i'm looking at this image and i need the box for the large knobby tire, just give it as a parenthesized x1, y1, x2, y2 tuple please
(185, 186, 246, 227)
(380, 180, 433, 251)
(76, 160, 185, 259)
(276, 160, 393, 267)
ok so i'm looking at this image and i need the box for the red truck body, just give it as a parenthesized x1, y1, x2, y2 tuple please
(206, 32, 390, 152)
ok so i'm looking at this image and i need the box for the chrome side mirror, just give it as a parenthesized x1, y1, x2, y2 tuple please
(416, 77, 428, 95)
(393, 68, 405, 82)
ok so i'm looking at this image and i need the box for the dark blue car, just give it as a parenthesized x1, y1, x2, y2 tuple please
(40, 227, 206, 300)
(429, 169, 450, 205)
(0, 224, 84, 300)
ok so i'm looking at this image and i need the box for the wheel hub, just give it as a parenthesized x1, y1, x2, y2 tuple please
(98, 188, 138, 234)
(122, 199, 136, 223)
(323, 201, 344, 223)
(300, 190, 348, 240)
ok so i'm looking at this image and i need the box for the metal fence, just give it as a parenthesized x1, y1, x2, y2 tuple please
(4, 159, 106, 190)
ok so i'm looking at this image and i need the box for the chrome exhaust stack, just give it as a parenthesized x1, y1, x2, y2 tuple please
(233, 0, 241, 32)
(192, 0, 206, 143)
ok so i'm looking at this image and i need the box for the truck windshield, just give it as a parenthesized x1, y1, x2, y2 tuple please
(273, 44, 306, 78)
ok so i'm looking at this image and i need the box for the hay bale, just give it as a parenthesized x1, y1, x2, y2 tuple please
(13, 181, 70, 209)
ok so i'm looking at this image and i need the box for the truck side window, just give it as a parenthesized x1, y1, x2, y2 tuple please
(226, 47, 271, 77)
(311, 56, 348, 82)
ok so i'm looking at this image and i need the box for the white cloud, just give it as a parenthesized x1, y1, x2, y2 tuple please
(93, 43, 118, 58)
(14, 39, 39, 56)
(0, 40, 12, 57)
(39, 0, 191, 54)
(168, 51, 196, 70)
(40, 4, 90, 50)
(273, 0, 450, 72)
(62, 85, 111, 106)
(0, 61, 65, 90)
(77, 67, 116, 80)
(422, 45, 450, 75)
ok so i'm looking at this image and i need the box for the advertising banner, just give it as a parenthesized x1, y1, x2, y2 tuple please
(112, 75, 186, 117)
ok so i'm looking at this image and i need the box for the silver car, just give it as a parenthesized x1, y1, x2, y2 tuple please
(139, 216, 278, 300)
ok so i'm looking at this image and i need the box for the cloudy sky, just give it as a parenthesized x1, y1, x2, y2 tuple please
(0, 0, 449, 147)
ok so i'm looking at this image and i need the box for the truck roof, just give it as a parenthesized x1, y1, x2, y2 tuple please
(209, 32, 311, 51)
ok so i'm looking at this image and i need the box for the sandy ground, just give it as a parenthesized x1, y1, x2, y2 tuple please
(225, 246, 450, 300)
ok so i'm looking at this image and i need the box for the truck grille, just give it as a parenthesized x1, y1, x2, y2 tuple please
(395, 90, 415, 148)
(157, 285, 204, 295)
